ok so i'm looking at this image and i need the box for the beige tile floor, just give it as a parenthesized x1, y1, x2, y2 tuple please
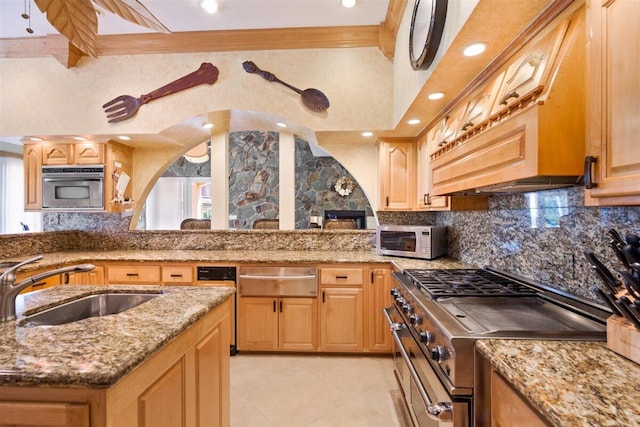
(230, 353, 412, 427)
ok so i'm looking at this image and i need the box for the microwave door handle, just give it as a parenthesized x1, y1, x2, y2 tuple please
(389, 328, 454, 422)
(43, 178, 102, 183)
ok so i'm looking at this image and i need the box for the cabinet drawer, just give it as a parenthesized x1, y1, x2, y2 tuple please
(320, 268, 363, 286)
(162, 265, 194, 285)
(107, 265, 161, 284)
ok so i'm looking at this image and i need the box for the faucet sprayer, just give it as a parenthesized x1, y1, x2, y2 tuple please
(0, 255, 95, 322)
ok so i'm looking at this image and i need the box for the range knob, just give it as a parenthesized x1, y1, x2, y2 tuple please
(419, 330, 434, 344)
(402, 303, 413, 314)
(396, 296, 406, 305)
(390, 288, 400, 297)
(431, 345, 450, 362)
(409, 314, 422, 325)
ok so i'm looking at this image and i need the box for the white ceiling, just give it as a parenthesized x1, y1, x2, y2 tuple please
(0, 0, 390, 39)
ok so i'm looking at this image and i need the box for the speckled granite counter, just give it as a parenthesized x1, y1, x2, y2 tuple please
(0, 285, 234, 387)
(0, 250, 470, 273)
(476, 340, 640, 426)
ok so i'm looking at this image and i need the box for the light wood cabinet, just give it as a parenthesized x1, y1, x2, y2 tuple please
(237, 296, 317, 351)
(161, 264, 194, 285)
(0, 293, 231, 427)
(16, 268, 61, 294)
(74, 142, 104, 164)
(378, 138, 416, 210)
(416, 134, 454, 210)
(366, 268, 392, 352)
(585, 0, 640, 205)
(43, 143, 73, 165)
(23, 143, 42, 211)
(64, 265, 106, 285)
(106, 264, 162, 285)
(429, 6, 585, 196)
(491, 370, 549, 427)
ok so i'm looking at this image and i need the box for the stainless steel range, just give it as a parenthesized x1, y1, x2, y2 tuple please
(384, 268, 610, 427)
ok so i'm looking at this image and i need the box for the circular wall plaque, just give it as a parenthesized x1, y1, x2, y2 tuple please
(409, 0, 448, 70)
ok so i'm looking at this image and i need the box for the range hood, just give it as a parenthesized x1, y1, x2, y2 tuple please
(473, 176, 583, 194)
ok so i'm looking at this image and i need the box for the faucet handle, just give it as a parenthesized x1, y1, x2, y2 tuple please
(0, 255, 44, 281)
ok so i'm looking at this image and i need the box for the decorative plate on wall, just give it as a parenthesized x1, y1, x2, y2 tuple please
(409, 0, 448, 70)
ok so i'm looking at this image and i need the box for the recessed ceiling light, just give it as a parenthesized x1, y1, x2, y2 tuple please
(407, 119, 421, 125)
(276, 122, 287, 128)
(361, 131, 373, 137)
(73, 136, 87, 141)
(118, 135, 131, 140)
(200, 0, 219, 14)
(341, 0, 357, 8)
(428, 92, 445, 100)
(463, 42, 487, 57)
(202, 123, 214, 129)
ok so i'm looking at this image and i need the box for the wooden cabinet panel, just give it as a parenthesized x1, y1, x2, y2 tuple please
(0, 401, 89, 427)
(366, 268, 392, 352)
(585, 0, 640, 205)
(74, 142, 104, 164)
(107, 265, 161, 284)
(23, 143, 42, 211)
(491, 370, 548, 427)
(320, 267, 363, 286)
(17, 268, 61, 294)
(237, 297, 279, 351)
(195, 324, 230, 427)
(162, 265, 194, 285)
(65, 266, 105, 285)
(320, 287, 364, 352)
(43, 144, 72, 165)
(378, 139, 416, 210)
(279, 298, 317, 351)
(139, 360, 185, 427)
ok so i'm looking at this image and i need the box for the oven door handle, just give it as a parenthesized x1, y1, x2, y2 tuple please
(386, 310, 454, 422)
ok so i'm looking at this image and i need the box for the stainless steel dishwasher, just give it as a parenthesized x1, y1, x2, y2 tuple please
(238, 266, 318, 297)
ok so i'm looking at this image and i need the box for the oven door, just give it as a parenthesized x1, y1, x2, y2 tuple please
(42, 178, 104, 210)
(384, 307, 469, 427)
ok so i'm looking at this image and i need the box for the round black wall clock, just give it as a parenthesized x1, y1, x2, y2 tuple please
(409, 0, 448, 70)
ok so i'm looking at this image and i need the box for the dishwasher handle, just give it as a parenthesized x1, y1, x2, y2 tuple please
(238, 274, 317, 280)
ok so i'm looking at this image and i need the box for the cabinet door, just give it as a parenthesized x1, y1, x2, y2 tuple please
(320, 267, 363, 286)
(367, 268, 392, 352)
(586, 0, 640, 204)
(237, 297, 279, 351)
(64, 266, 105, 285)
(378, 140, 416, 210)
(139, 360, 185, 427)
(23, 143, 42, 210)
(74, 142, 104, 164)
(17, 269, 60, 294)
(491, 370, 547, 427)
(195, 323, 230, 427)
(320, 287, 364, 352)
(43, 144, 72, 165)
(279, 298, 317, 351)
(415, 134, 450, 210)
(162, 265, 194, 285)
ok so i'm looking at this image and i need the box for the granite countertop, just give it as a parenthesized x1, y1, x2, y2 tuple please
(476, 340, 640, 426)
(0, 250, 470, 273)
(0, 285, 235, 388)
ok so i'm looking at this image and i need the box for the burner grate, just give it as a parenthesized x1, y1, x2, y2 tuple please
(404, 269, 538, 299)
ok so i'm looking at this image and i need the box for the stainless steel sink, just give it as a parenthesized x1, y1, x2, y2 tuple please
(22, 292, 162, 326)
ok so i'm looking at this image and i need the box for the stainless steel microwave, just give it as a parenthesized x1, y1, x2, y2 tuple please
(376, 225, 447, 260)
(42, 165, 105, 211)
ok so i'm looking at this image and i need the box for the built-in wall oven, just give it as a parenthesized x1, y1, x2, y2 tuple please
(386, 268, 609, 427)
(42, 165, 105, 210)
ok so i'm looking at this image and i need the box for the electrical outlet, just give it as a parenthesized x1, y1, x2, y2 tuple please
(563, 253, 575, 279)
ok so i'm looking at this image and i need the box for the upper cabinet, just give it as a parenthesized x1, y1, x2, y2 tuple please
(23, 143, 42, 211)
(378, 139, 416, 210)
(584, 0, 640, 205)
(428, 4, 586, 196)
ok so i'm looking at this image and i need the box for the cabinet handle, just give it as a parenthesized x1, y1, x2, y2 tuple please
(371, 272, 374, 283)
(461, 121, 474, 131)
(273, 300, 276, 312)
(32, 281, 46, 288)
(499, 90, 519, 105)
(424, 193, 431, 206)
(63, 272, 70, 284)
(126, 273, 139, 277)
(336, 275, 348, 279)
(279, 301, 283, 312)
(584, 156, 598, 189)
(322, 291, 325, 303)
(385, 196, 389, 207)
(170, 274, 183, 278)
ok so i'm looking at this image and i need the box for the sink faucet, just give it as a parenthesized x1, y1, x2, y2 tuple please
(0, 255, 95, 322)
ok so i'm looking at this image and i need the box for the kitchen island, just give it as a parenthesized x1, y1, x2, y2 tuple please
(476, 339, 640, 426)
(0, 284, 234, 427)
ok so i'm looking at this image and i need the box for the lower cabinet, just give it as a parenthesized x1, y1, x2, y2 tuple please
(17, 268, 61, 294)
(0, 298, 231, 427)
(237, 297, 317, 351)
(319, 287, 364, 352)
(367, 268, 392, 352)
(64, 265, 105, 285)
(491, 370, 548, 427)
